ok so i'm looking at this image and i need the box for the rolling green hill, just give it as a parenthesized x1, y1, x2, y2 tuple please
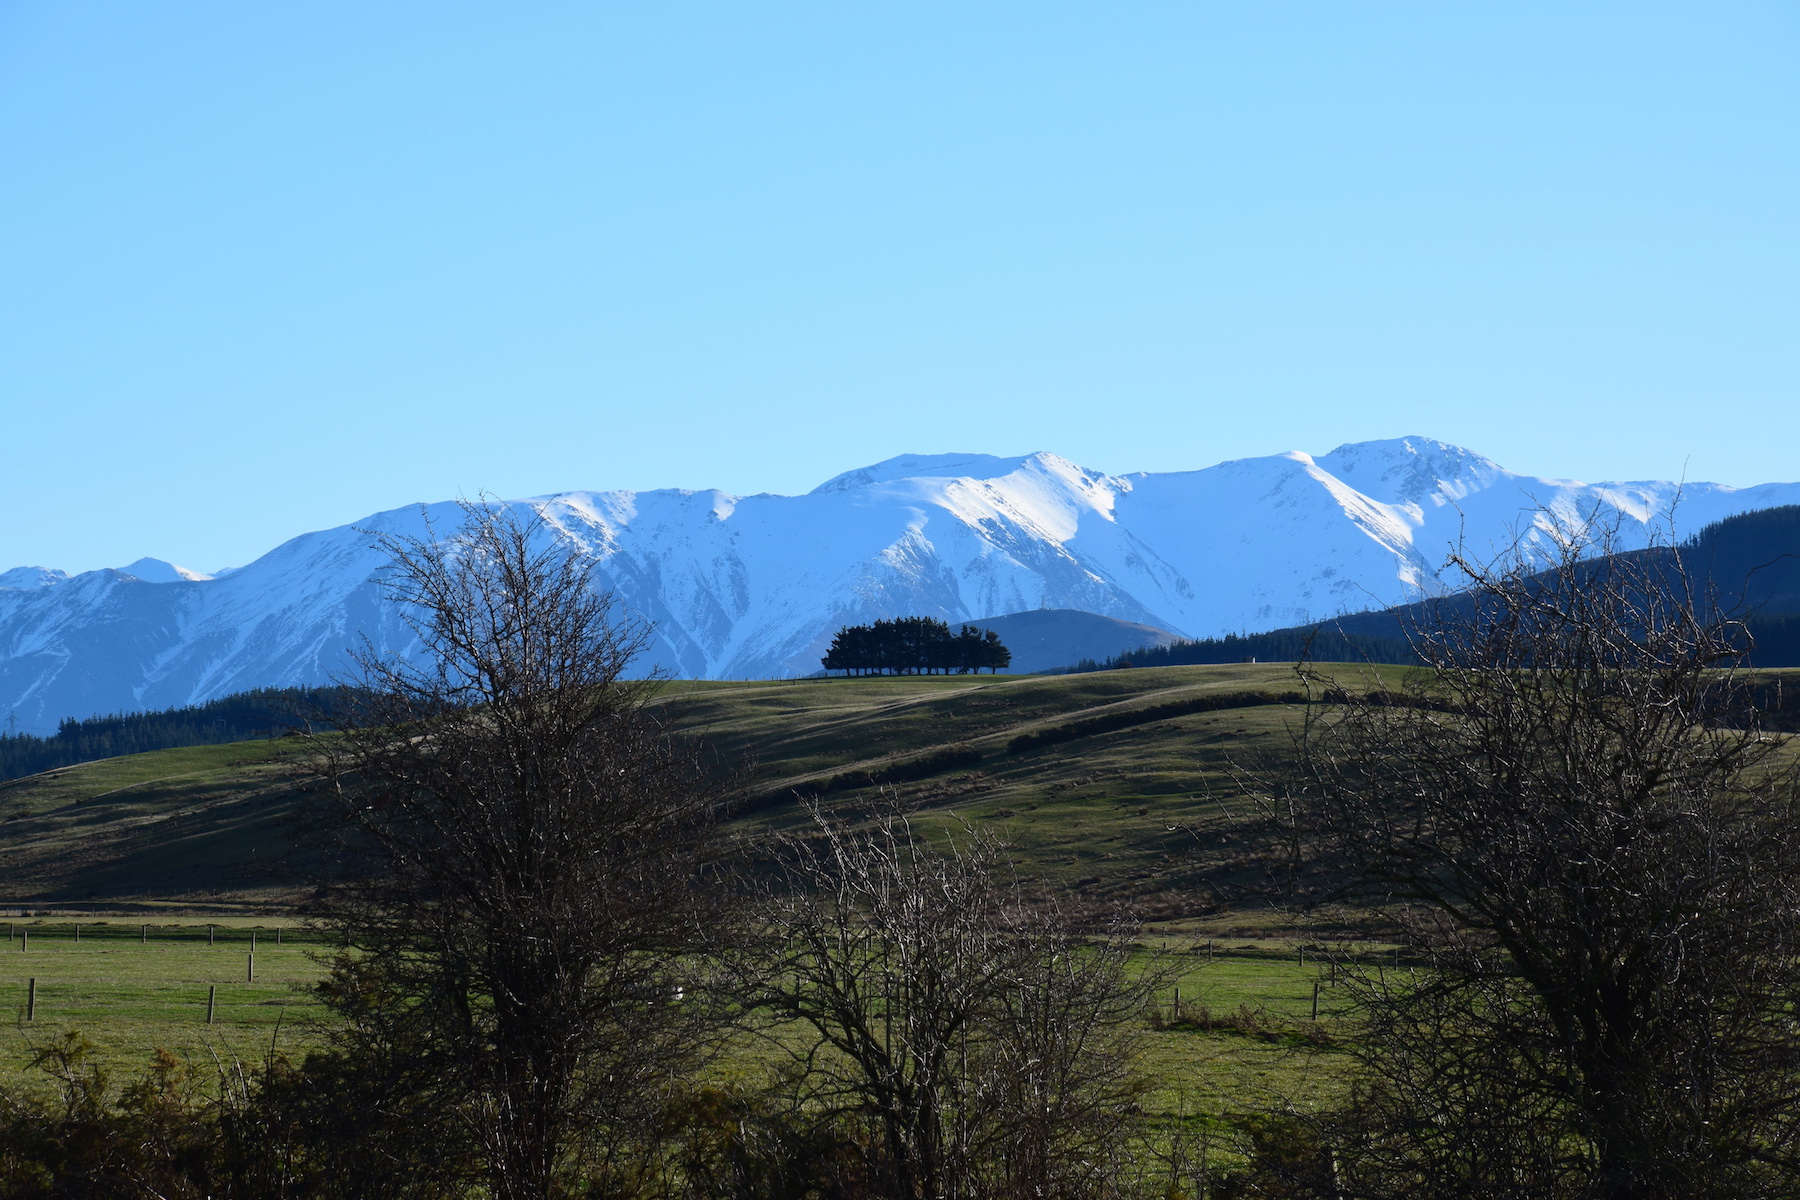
(0, 664, 1366, 914)
(0, 740, 320, 909)
(11, 661, 1794, 918)
(7, 661, 1800, 1123)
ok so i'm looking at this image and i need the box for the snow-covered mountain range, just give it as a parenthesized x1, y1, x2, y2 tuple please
(3, 436, 1798, 734)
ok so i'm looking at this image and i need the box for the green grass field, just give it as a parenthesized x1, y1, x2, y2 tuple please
(0, 663, 1418, 910)
(9, 663, 1795, 911)
(0, 914, 1365, 1133)
(0, 919, 327, 1099)
(0, 740, 319, 909)
(21, 660, 1779, 1127)
(0, 662, 1492, 1123)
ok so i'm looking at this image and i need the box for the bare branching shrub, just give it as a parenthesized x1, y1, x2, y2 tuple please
(736, 811, 1156, 1200)
(1276, 522, 1800, 1199)
(309, 502, 733, 1200)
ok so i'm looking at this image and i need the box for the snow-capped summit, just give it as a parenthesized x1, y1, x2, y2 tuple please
(0, 437, 1796, 734)
(0, 566, 68, 590)
(811, 452, 1041, 493)
(1312, 436, 1510, 508)
(117, 558, 213, 584)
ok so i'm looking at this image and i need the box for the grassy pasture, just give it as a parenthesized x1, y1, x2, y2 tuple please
(0, 663, 1418, 908)
(8, 662, 1795, 910)
(0, 919, 328, 1097)
(0, 741, 318, 908)
(0, 917, 1366, 1133)
(22, 662, 1791, 1125)
(0, 662, 1436, 1120)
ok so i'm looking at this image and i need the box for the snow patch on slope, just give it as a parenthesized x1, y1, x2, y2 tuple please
(0, 567, 68, 590)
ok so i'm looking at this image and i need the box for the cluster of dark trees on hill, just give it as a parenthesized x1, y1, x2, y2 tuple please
(821, 616, 1012, 675)
(0, 686, 360, 781)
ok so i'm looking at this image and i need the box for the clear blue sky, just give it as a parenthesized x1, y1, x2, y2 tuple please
(3, 1, 1797, 574)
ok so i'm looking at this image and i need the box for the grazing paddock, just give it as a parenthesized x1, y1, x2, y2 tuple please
(0, 919, 329, 1092)
(0, 920, 1362, 1132)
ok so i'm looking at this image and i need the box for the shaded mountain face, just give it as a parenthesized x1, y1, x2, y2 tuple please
(3, 437, 1799, 733)
(1156, 504, 1800, 670)
(962, 610, 1181, 674)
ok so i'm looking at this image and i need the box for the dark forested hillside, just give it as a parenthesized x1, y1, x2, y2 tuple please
(1680, 504, 1800, 611)
(1056, 626, 1416, 672)
(0, 686, 358, 781)
(1071, 505, 1800, 673)
(961, 609, 1178, 673)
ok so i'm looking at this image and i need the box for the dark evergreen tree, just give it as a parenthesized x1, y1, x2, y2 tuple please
(821, 625, 877, 675)
(978, 628, 1011, 673)
(953, 624, 988, 673)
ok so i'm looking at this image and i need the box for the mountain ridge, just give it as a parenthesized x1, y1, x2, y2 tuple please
(4, 436, 1798, 733)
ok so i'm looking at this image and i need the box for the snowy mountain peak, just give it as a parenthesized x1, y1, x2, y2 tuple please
(1009, 450, 1115, 489)
(0, 566, 68, 590)
(2, 438, 1798, 734)
(117, 557, 213, 584)
(811, 452, 1042, 494)
(1314, 436, 1509, 507)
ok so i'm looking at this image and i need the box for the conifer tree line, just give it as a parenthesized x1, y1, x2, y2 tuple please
(821, 615, 1012, 675)
(0, 685, 363, 781)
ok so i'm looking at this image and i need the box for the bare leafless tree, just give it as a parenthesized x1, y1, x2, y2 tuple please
(736, 810, 1155, 1200)
(308, 501, 733, 1200)
(980, 897, 1151, 1200)
(1274, 521, 1800, 1199)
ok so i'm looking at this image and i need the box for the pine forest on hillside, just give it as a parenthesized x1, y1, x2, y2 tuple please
(0, 686, 358, 781)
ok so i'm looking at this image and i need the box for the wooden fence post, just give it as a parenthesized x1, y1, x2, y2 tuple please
(73, 923, 78, 943)
(1311, 981, 1320, 1021)
(207, 925, 214, 946)
(26, 978, 35, 1021)
(141, 924, 148, 944)
(248, 953, 255, 982)
(206, 986, 216, 1025)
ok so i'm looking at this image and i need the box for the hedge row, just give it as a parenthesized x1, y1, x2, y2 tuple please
(767, 745, 988, 806)
(1006, 690, 1308, 754)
